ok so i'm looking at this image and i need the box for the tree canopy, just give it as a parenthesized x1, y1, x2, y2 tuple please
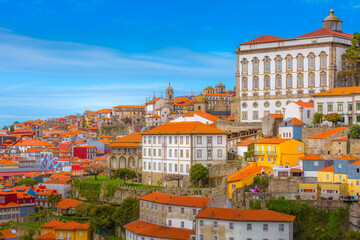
(350, 124, 360, 139)
(338, 32, 360, 86)
(47, 192, 61, 207)
(312, 112, 324, 124)
(84, 165, 105, 180)
(16, 178, 36, 186)
(324, 113, 343, 125)
(112, 168, 137, 184)
(189, 164, 209, 187)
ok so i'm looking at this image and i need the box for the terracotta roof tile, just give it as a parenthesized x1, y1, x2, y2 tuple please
(308, 127, 347, 139)
(0, 230, 19, 239)
(299, 153, 324, 160)
(227, 166, 269, 183)
(113, 132, 142, 143)
(108, 142, 142, 148)
(338, 155, 357, 161)
(296, 28, 353, 39)
(241, 35, 288, 45)
(138, 192, 211, 208)
(183, 110, 221, 122)
(318, 165, 334, 172)
(55, 198, 84, 210)
(142, 122, 227, 135)
(268, 114, 283, 118)
(196, 207, 295, 222)
(36, 232, 55, 240)
(237, 139, 258, 146)
(289, 118, 305, 125)
(256, 138, 290, 144)
(294, 102, 314, 108)
(332, 136, 348, 141)
(124, 220, 191, 240)
(312, 86, 360, 97)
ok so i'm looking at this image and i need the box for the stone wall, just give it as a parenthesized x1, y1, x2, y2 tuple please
(209, 161, 247, 188)
(349, 139, 360, 157)
(268, 176, 304, 194)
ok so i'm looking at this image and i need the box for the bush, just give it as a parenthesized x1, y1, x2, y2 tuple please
(350, 124, 360, 139)
(312, 112, 324, 124)
(249, 200, 262, 209)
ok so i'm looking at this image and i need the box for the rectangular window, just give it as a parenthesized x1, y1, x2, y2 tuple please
(265, 78, 270, 89)
(175, 149, 178, 157)
(217, 136, 222, 144)
(349, 104, 353, 111)
(247, 223, 252, 230)
(169, 149, 172, 157)
(286, 76, 292, 88)
(242, 111, 248, 120)
(175, 164, 178, 172)
(287, 59, 292, 70)
(253, 78, 259, 89)
(200, 235, 204, 240)
(153, 162, 156, 171)
(265, 61, 270, 72)
(217, 149, 222, 158)
(298, 76, 303, 87)
(181, 221, 184, 228)
(158, 149, 161, 156)
(169, 136, 172, 144)
(318, 105, 323, 112)
(181, 208, 184, 214)
(338, 104, 343, 111)
(168, 220, 172, 226)
(309, 75, 315, 86)
(253, 111, 259, 120)
(263, 224, 268, 231)
(214, 221, 218, 228)
(197, 150, 202, 158)
(298, 145, 303, 152)
(254, 62, 259, 73)
(180, 164, 183, 173)
(229, 222, 234, 230)
(197, 136, 202, 144)
(168, 207, 172, 213)
(180, 136, 183, 144)
(298, 59, 303, 69)
(175, 136, 178, 144)
(186, 136, 190, 144)
(328, 104, 333, 112)
(276, 60, 281, 71)
(186, 150, 189, 158)
(169, 164, 172, 172)
(242, 79, 248, 89)
(309, 58, 314, 68)
(321, 57, 326, 68)
(186, 165, 190, 173)
(180, 150, 184, 158)
(276, 77, 281, 88)
(243, 63, 247, 73)
(321, 75, 326, 85)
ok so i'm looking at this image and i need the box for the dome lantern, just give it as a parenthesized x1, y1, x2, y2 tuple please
(322, 9, 342, 32)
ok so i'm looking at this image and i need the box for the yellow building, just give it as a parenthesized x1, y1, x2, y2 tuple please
(227, 162, 271, 199)
(317, 165, 334, 183)
(254, 138, 304, 168)
(37, 220, 91, 240)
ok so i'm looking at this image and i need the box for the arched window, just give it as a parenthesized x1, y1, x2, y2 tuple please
(276, 75, 282, 89)
(274, 55, 282, 72)
(296, 53, 304, 71)
(253, 76, 259, 89)
(263, 56, 271, 73)
(252, 57, 259, 74)
(308, 52, 315, 70)
(320, 72, 327, 86)
(319, 51, 328, 70)
(241, 58, 248, 75)
(298, 73, 304, 88)
(308, 72, 315, 87)
(285, 54, 293, 72)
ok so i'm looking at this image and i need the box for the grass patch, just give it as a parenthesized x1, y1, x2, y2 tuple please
(19, 221, 46, 228)
(22, 211, 45, 218)
(83, 175, 164, 189)
(105, 237, 123, 240)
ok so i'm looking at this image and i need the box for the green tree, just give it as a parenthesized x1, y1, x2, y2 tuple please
(16, 178, 36, 186)
(111, 196, 139, 226)
(20, 228, 36, 240)
(324, 113, 343, 125)
(345, 230, 360, 240)
(112, 169, 137, 184)
(189, 164, 209, 187)
(89, 205, 116, 234)
(84, 165, 105, 180)
(244, 150, 253, 161)
(312, 112, 324, 124)
(47, 192, 61, 207)
(350, 124, 360, 139)
(34, 206, 40, 213)
(338, 32, 360, 86)
(123, 117, 131, 125)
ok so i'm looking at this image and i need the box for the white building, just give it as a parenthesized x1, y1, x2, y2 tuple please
(195, 207, 295, 240)
(141, 121, 228, 186)
(235, 10, 353, 123)
(313, 86, 360, 125)
(171, 110, 220, 125)
(284, 102, 315, 125)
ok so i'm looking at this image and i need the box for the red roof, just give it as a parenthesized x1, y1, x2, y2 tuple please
(183, 110, 220, 123)
(318, 165, 334, 172)
(40, 220, 90, 231)
(290, 168, 303, 173)
(294, 102, 314, 108)
(237, 139, 258, 146)
(55, 198, 84, 210)
(241, 35, 288, 45)
(299, 153, 324, 160)
(308, 127, 347, 139)
(289, 118, 305, 125)
(138, 192, 211, 208)
(0, 230, 19, 239)
(296, 28, 353, 39)
(196, 207, 295, 222)
(113, 132, 142, 143)
(124, 220, 191, 240)
(36, 232, 55, 240)
(256, 138, 290, 144)
(332, 136, 348, 141)
(142, 122, 227, 135)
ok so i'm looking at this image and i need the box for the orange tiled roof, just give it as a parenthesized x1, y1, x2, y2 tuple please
(332, 136, 348, 141)
(312, 86, 360, 97)
(308, 127, 347, 139)
(294, 102, 314, 108)
(226, 115, 235, 120)
(227, 166, 269, 183)
(14, 139, 52, 147)
(351, 161, 360, 165)
(142, 122, 227, 135)
(124, 220, 191, 240)
(237, 139, 258, 146)
(299, 153, 323, 160)
(256, 138, 290, 144)
(318, 165, 334, 172)
(338, 155, 357, 161)
(40, 220, 90, 231)
(183, 110, 220, 122)
(108, 142, 141, 148)
(138, 192, 211, 208)
(296, 28, 353, 39)
(55, 198, 84, 210)
(113, 132, 142, 143)
(0, 230, 19, 239)
(196, 207, 295, 222)
(290, 168, 303, 173)
(241, 35, 288, 45)
(268, 114, 283, 118)
(289, 118, 305, 125)
(36, 232, 55, 240)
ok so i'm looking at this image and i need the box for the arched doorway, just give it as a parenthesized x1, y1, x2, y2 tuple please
(119, 156, 126, 168)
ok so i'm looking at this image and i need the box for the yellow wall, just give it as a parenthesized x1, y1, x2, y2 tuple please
(334, 173, 348, 184)
(318, 171, 334, 183)
(347, 179, 360, 197)
(41, 228, 91, 240)
(254, 139, 304, 168)
(227, 163, 271, 199)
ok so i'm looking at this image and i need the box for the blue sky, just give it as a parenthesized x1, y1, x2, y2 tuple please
(0, 0, 359, 127)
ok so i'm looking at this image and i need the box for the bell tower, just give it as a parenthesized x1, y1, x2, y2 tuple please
(165, 83, 174, 110)
(322, 9, 342, 32)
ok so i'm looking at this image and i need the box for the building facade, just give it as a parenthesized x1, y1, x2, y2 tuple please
(235, 10, 353, 123)
(141, 122, 227, 187)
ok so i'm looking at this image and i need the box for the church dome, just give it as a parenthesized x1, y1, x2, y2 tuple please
(204, 86, 214, 90)
(216, 82, 224, 87)
(196, 95, 208, 103)
(324, 9, 340, 21)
